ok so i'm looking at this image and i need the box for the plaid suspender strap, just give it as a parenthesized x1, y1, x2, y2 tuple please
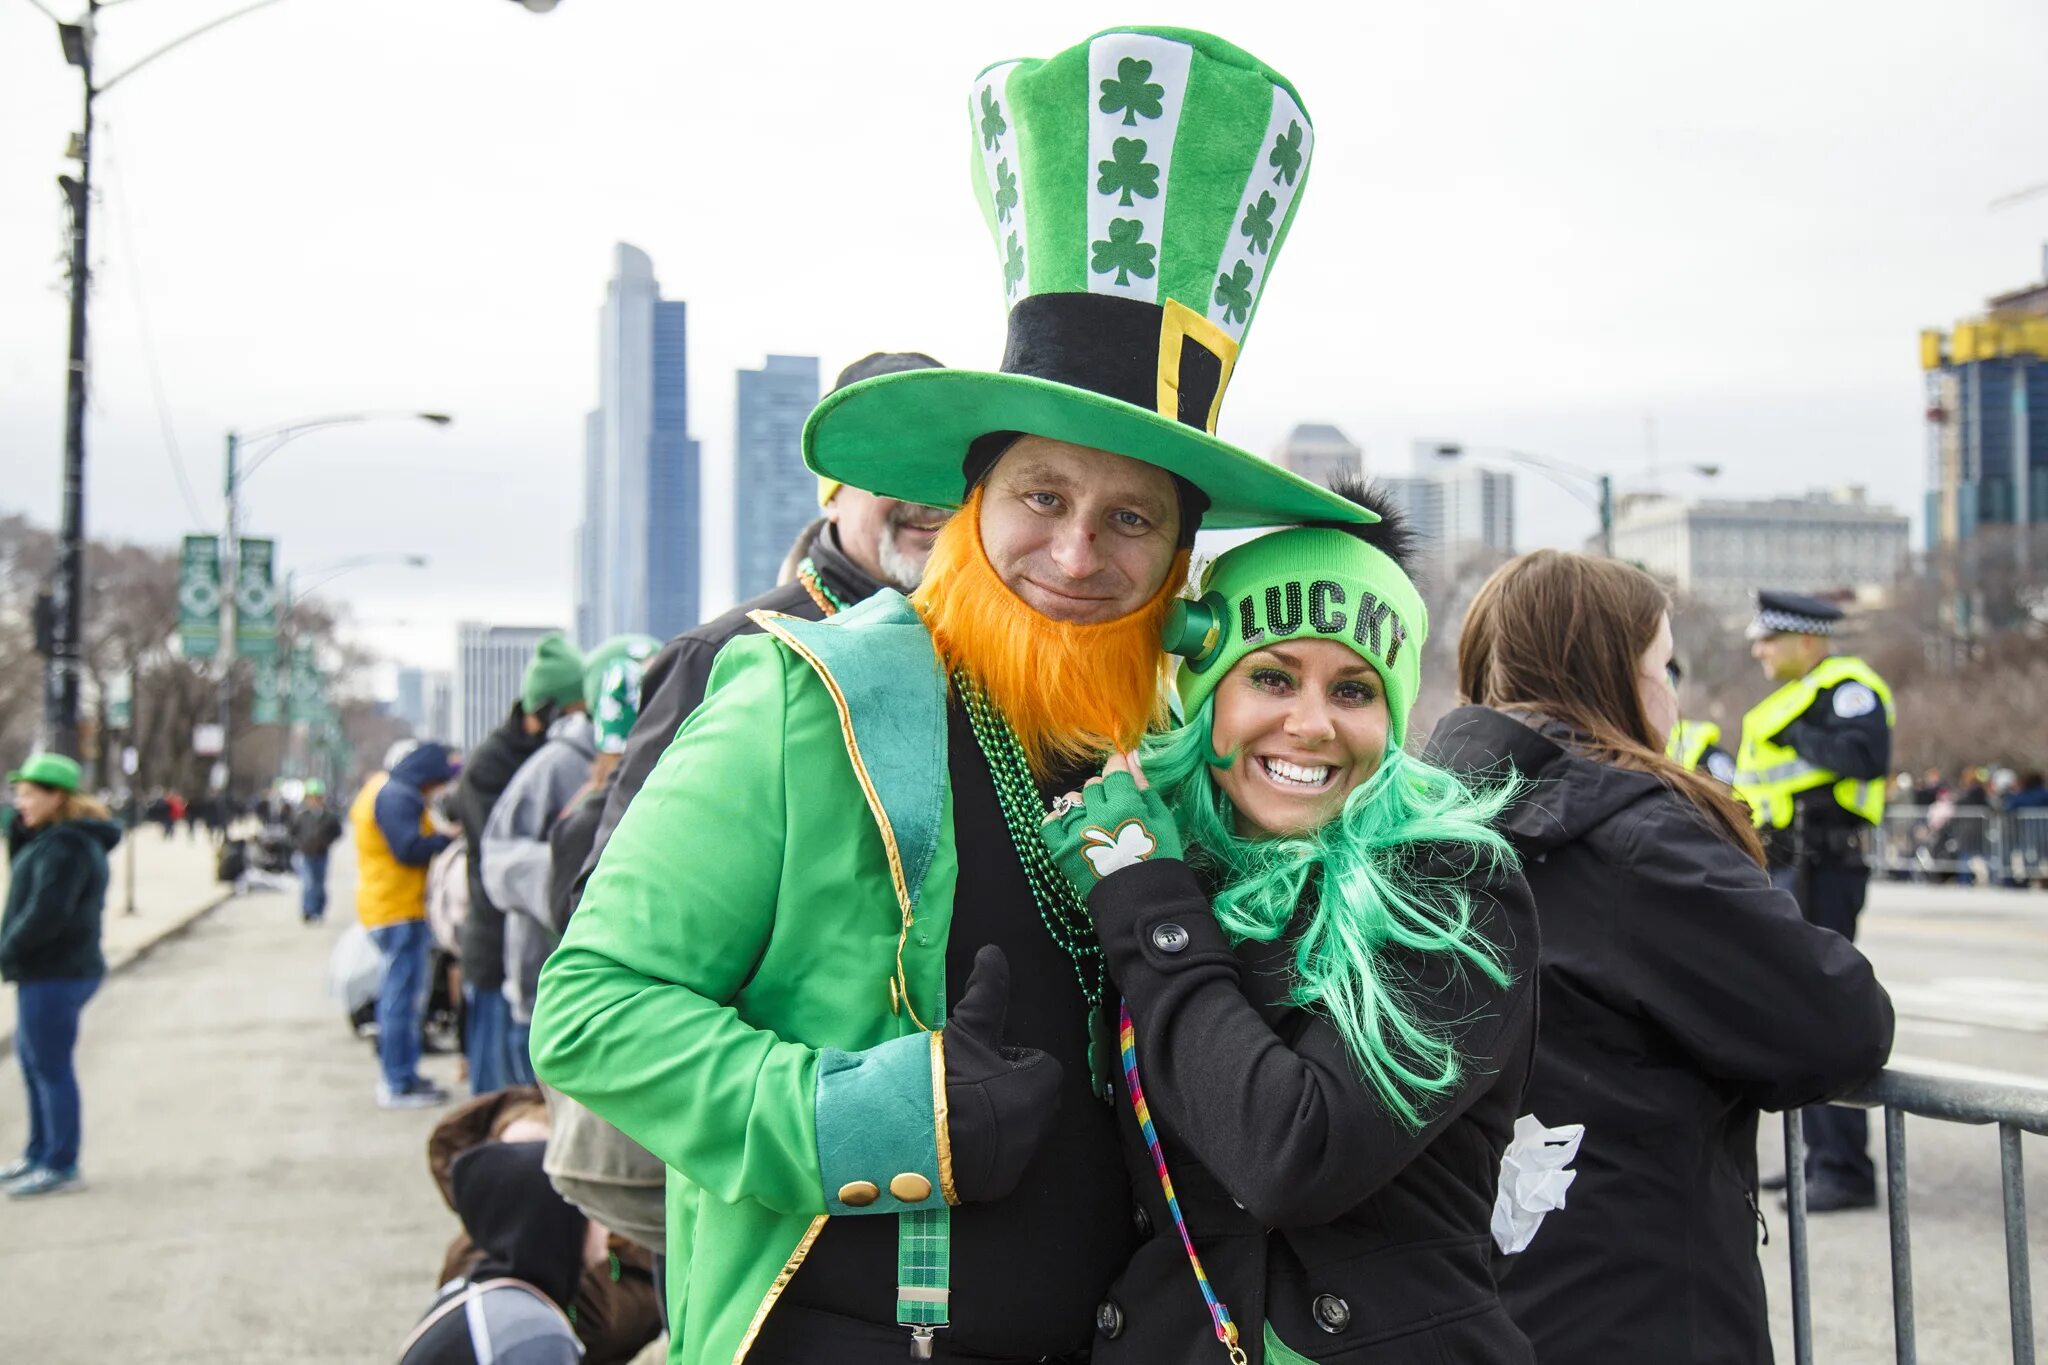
(897, 1207, 950, 1357)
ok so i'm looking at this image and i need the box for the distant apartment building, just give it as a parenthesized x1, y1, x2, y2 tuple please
(1379, 462, 1515, 562)
(1272, 423, 1362, 489)
(1922, 251, 2048, 554)
(1609, 488, 1910, 623)
(452, 623, 560, 751)
(395, 667, 426, 734)
(574, 243, 703, 646)
(733, 354, 822, 601)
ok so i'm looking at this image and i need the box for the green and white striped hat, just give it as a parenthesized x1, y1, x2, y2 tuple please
(804, 27, 1369, 531)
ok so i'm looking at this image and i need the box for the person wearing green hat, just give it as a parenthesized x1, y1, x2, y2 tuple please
(3, 753, 123, 1199)
(454, 631, 587, 1096)
(1040, 481, 1542, 1363)
(289, 780, 345, 924)
(535, 28, 1374, 1365)
(480, 633, 606, 1088)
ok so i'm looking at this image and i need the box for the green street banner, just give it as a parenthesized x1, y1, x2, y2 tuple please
(288, 642, 324, 724)
(107, 671, 133, 730)
(253, 658, 284, 725)
(235, 537, 279, 659)
(178, 535, 221, 658)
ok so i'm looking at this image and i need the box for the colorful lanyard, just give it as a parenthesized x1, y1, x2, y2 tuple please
(1119, 999, 1249, 1365)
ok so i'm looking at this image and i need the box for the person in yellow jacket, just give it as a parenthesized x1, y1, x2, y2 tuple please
(1663, 660, 1736, 783)
(1735, 590, 1894, 1211)
(353, 741, 460, 1110)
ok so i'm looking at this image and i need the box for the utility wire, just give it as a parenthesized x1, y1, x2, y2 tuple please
(99, 114, 209, 529)
(15, 0, 67, 25)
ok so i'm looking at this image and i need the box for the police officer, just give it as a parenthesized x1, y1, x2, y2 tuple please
(1665, 660, 1737, 783)
(1734, 590, 1894, 1211)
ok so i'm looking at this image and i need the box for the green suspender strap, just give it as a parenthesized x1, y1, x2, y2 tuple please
(899, 1209, 950, 1356)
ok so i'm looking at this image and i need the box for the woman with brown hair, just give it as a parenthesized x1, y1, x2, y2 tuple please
(1426, 550, 1894, 1364)
(2, 753, 122, 1199)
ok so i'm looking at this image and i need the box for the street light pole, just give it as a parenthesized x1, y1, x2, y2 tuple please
(42, 2, 98, 759)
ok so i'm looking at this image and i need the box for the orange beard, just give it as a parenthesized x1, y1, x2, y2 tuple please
(913, 486, 1189, 782)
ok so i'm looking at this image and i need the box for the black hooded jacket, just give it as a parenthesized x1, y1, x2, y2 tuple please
(1079, 838, 1541, 1365)
(1426, 706, 1895, 1365)
(455, 709, 548, 991)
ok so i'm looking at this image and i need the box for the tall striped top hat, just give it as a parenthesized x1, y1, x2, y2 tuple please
(804, 27, 1370, 530)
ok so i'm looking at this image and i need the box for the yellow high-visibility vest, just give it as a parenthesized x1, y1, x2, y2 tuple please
(1666, 719, 1722, 772)
(1734, 655, 1895, 830)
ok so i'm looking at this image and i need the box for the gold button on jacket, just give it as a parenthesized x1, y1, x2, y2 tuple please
(889, 1172, 933, 1203)
(837, 1181, 881, 1207)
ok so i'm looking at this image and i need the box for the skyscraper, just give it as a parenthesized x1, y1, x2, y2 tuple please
(1272, 423, 1363, 489)
(733, 354, 822, 601)
(1922, 252, 2048, 553)
(574, 244, 703, 646)
(395, 667, 426, 734)
(453, 623, 561, 751)
(1380, 456, 1514, 564)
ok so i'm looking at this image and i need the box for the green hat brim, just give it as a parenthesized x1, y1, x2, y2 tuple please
(805, 368, 1373, 531)
(7, 756, 81, 792)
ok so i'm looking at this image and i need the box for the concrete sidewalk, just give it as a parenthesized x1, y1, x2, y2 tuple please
(0, 875, 462, 1363)
(1, 824, 240, 1053)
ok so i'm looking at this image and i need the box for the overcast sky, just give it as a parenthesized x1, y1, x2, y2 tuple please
(4, 0, 2046, 687)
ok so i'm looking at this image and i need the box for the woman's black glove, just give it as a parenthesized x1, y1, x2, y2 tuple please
(943, 945, 1065, 1204)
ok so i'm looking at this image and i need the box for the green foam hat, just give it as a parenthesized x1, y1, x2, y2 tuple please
(1171, 527, 1430, 745)
(582, 634, 662, 755)
(521, 633, 587, 714)
(8, 752, 82, 793)
(804, 27, 1370, 531)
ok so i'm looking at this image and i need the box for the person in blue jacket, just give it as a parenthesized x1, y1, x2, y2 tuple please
(3, 753, 123, 1199)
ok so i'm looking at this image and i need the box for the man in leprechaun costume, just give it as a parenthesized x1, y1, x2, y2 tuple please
(532, 27, 1365, 1365)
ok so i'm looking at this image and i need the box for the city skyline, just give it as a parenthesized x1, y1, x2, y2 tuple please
(5, 2, 2046, 681)
(732, 355, 822, 602)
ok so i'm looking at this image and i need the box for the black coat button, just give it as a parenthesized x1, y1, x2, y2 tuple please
(1151, 922, 1190, 953)
(1313, 1294, 1352, 1333)
(1096, 1299, 1125, 1339)
(1132, 1203, 1152, 1237)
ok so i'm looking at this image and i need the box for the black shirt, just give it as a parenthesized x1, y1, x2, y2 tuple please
(772, 695, 1137, 1359)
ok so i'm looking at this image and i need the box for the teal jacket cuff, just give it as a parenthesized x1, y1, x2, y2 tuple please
(815, 1030, 951, 1216)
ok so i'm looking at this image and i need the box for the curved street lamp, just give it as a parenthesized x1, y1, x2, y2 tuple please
(1431, 442, 1719, 557)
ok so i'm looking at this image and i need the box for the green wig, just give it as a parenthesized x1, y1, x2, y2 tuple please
(1142, 698, 1520, 1130)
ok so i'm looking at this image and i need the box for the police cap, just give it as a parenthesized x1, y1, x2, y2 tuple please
(1746, 589, 1843, 640)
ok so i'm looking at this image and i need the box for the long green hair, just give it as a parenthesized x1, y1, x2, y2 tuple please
(1140, 698, 1520, 1129)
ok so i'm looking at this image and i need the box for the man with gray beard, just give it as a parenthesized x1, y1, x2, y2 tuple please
(565, 350, 950, 916)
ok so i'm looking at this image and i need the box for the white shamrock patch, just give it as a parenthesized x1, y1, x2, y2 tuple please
(1081, 819, 1157, 879)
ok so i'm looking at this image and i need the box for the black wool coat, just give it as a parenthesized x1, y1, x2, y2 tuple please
(1, 817, 120, 982)
(1427, 706, 1896, 1365)
(1083, 842, 1541, 1365)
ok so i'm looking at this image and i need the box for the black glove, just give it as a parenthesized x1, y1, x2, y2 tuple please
(943, 945, 1065, 1204)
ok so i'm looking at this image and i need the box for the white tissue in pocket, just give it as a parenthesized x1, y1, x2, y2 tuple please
(1491, 1112, 1585, 1254)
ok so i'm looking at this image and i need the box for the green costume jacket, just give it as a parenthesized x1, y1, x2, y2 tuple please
(531, 592, 961, 1365)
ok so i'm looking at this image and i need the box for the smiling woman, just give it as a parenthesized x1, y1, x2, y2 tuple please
(1039, 477, 1544, 1364)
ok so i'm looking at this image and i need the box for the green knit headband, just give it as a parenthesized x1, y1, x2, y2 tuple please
(1169, 527, 1429, 744)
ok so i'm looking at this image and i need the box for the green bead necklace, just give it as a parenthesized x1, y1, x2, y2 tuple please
(957, 673, 1116, 1102)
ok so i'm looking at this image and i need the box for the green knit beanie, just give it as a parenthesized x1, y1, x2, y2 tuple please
(582, 634, 662, 755)
(1170, 527, 1429, 744)
(521, 633, 587, 714)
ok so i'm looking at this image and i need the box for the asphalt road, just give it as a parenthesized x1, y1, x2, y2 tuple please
(0, 868, 2043, 1362)
(1760, 881, 2048, 1364)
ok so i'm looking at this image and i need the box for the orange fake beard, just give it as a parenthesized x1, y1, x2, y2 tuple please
(913, 486, 1189, 783)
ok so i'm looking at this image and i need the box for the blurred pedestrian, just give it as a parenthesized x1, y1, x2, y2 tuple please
(1663, 659, 1735, 783)
(291, 779, 345, 924)
(566, 349, 951, 916)
(1735, 589, 1896, 1211)
(2, 753, 122, 1199)
(353, 742, 460, 1109)
(1433, 552, 1895, 1363)
(480, 646, 607, 1087)
(454, 633, 586, 1097)
(2008, 772, 2048, 811)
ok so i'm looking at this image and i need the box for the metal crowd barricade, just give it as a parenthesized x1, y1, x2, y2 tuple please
(1875, 806, 2039, 884)
(1782, 1065, 2048, 1364)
